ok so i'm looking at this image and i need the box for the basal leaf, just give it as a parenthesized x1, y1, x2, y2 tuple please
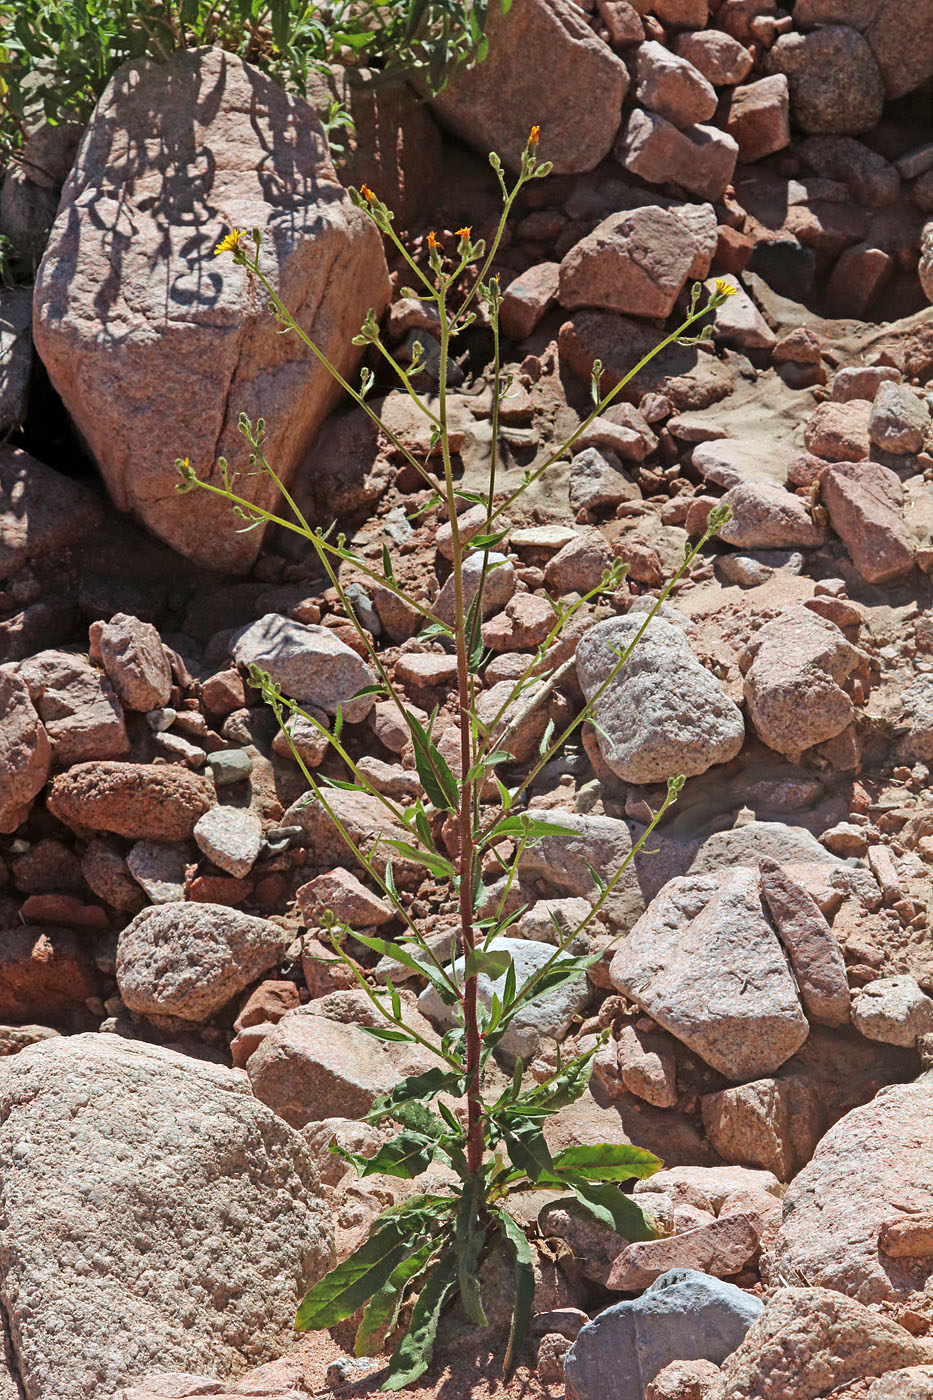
(383, 1250, 458, 1390)
(496, 1210, 534, 1379)
(295, 1218, 415, 1330)
(355, 1240, 437, 1357)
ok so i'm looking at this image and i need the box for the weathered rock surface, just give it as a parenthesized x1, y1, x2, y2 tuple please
(564, 1269, 763, 1400)
(517, 808, 644, 931)
(764, 1080, 933, 1305)
(98, 613, 172, 711)
(576, 613, 745, 784)
(851, 976, 933, 1046)
(610, 868, 809, 1080)
(0, 668, 51, 832)
(430, 0, 630, 174)
(758, 857, 850, 1027)
(763, 25, 884, 134)
(0, 287, 33, 435)
(33, 47, 388, 572)
(0, 447, 104, 579)
(117, 903, 289, 1022)
(0, 925, 99, 1024)
(18, 649, 129, 766)
(193, 806, 263, 878)
(718, 482, 823, 550)
(819, 461, 915, 583)
(233, 614, 376, 723)
(0, 1034, 333, 1399)
(616, 110, 739, 203)
(635, 41, 718, 129)
(710, 1287, 928, 1399)
(559, 208, 699, 318)
(47, 762, 213, 840)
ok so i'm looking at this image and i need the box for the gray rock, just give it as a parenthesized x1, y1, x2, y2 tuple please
(764, 1080, 933, 1305)
(434, 551, 516, 627)
(690, 821, 841, 875)
(518, 808, 645, 931)
(233, 614, 376, 724)
(718, 482, 824, 550)
(869, 381, 929, 455)
(18, 648, 129, 766)
(98, 612, 172, 711)
(0, 285, 33, 433)
(207, 748, 253, 787)
(117, 903, 289, 1022)
(126, 840, 188, 904)
(569, 447, 640, 515)
(576, 614, 745, 784)
(0, 1033, 333, 1399)
(417, 936, 591, 1063)
(851, 975, 933, 1046)
(564, 1268, 763, 1400)
(194, 805, 263, 878)
(610, 868, 809, 1080)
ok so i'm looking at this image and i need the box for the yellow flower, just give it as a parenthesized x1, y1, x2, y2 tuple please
(455, 226, 472, 241)
(214, 228, 247, 256)
(714, 278, 738, 297)
(360, 184, 377, 203)
(427, 231, 443, 251)
(528, 124, 540, 147)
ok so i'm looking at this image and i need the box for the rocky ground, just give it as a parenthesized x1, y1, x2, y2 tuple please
(2, 0, 933, 1398)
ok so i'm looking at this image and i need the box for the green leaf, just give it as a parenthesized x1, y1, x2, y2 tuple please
(464, 947, 513, 981)
(360, 1025, 418, 1044)
(347, 930, 458, 1002)
(355, 1240, 437, 1357)
(454, 1185, 488, 1328)
(500, 1115, 555, 1183)
(383, 1250, 458, 1390)
(353, 1130, 440, 1179)
(367, 1068, 465, 1124)
(496, 1210, 535, 1378)
(382, 543, 395, 582)
(551, 1143, 662, 1182)
(406, 711, 460, 812)
(295, 1217, 416, 1330)
(560, 1178, 660, 1241)
(383, 839, 457, 881)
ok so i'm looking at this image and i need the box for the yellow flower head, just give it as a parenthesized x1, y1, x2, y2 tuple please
(214, 228, 247, 257)
(455, 226, 472, 241)
(427, 231, 443, 251)
(528, 124, 541, 147)
(360, 184, 377, 203)
(714, 278, 738, 297)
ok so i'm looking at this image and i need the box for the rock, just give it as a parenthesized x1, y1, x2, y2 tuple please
(763, 26, 884, 134)
(820, 461, 914, 584)
(418, 937, 590, 1063)
(575, 614, 745, 784)
(617, 1023, 678, 1109)
(860, 0, 933, 99)
(718, 482, 822, 550)
(712, 1287, 928, 1399)
(194, 806, 263, 879)
(672, 31, 753, 85)
(922, 220, 933, 303)
(0, 668, 51, 833)
(869, 381, 929, 455)
(82, 839, 146, 914)
(634, 1166, 783, 1212)
(635, 42, 718, 129)
(832, 366, 903, 403)
(564, 1269, 764, 1400)
(851, 976, 933, 1046)
(806, 400, 872, 462)
(0, 286, 33, 434)
(0, 1034, 333, 1398)
(483, 593, 557, 652)
(127, 840, 188, 904)
(646, 1359, 721, 1400)
(117, 903, 288, 1023)
(703, 276, 777, 353)
(18, 649, 129, 766)
(0, 447, 104, 579)
(232, 614, 376, 724)
(559, 207, 699, 318)
(47, 762, 213, 840)
(247, 1001, 436, 1127)
(774, 327, 822, 365)
(544, 531, 613, 595)
(615, 111, 739, 204)
(0, 926, 98, 1024)
(726, 76, 791, 164)
(576, 405, 657, 461)
(758, 858, 850, 1028)
(34, 48, 388, 573)
(610, 868, 809, 1080)
(701, 1074, 825, 1181)
(500, 262, 560, 341)
(692, 438, 785, 490)
(799, 134, 900, 208)
(207, 749, 252, 787)
(429, 0, 630, 175)
(282, 787, 413, 877)
(518, 808, 645, 931)
(608, 1214, 761, 1291)
(296, 867, 393, 927)
(741, 607, 862, 757)
(867, 1367, 933, 1400)
(234, 980, 300, 1032)
(765, 1080, 933, 1305)
(435, 551, 516, 626)
(98, 613, 172, 711)
(690, 823, 840, 877)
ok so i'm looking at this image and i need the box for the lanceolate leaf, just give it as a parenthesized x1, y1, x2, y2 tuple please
(405, 711, 460, 811)
(496, 1210, 535, 1378)
(500, 1115, 555, 1183)
(559, 1177, 660, 1242)
(355, 1240, 438, 1357)
(383, 838, 457, 881)
(295, 1218, 419, 1330)
(351, 1130, 441, 1180)
(383, 1249, 458, 1390)
(367, 1068, 465, 1124)
(551, 1142, 662, 1182)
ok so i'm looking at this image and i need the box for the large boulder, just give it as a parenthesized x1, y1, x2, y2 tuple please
(0, 1034, 334, 1400)
(0, 446, 103, 580)
(430, 0, 630, 174)
(0, 668, 50, 832)
(763, 25, 884, 134)
(575, 612, 745, 784)
(558, 207, 699, 319)
(764, 1079, 933, 1307)
(33, 47, 389, 572)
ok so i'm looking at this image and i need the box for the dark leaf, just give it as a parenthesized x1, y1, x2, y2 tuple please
(496, 1210, 534, 1378)
(383, 1249, 458, 1389)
